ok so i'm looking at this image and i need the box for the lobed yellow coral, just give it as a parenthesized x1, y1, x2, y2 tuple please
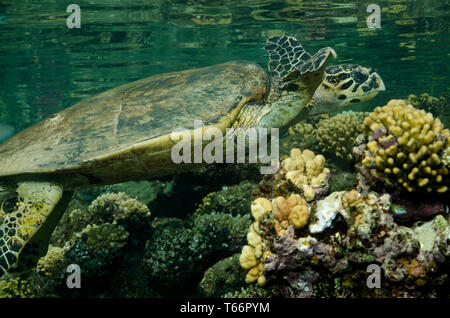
(361, 99, 449, 193)
(279, 148, 330, 201)
(317, 111, 369, 160)
(239, 221, 270, 286)
(272, 194, 310, 236)
(241, 194, 310, 286)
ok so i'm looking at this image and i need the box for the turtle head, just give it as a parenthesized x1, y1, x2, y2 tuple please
(310, 64, 385, 114)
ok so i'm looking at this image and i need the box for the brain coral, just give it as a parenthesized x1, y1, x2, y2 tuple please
(357, 99, 449, 193)
(316, 111, 369, 160)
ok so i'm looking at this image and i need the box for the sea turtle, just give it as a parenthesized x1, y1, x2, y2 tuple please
(0, 35, 384, 275)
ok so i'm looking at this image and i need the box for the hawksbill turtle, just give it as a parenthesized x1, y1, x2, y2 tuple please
(0, 35, 384, 275)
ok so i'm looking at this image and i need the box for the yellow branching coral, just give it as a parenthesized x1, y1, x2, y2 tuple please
(361, 99, 449, 193)
(279, 148, 330, 201)
(317, 111, 369, 160)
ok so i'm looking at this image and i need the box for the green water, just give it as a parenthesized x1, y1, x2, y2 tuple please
(0, 0, 448, 133)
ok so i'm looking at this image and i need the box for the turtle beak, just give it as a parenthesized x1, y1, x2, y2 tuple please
(374, 72, 386, 92)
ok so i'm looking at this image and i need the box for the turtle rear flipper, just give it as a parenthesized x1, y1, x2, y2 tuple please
(0, 181, 72, 274)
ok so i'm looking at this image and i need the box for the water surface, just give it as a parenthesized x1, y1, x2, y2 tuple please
(0, 0, 448, 132)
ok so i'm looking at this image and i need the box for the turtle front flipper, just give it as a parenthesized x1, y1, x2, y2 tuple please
(255, 38, 336, 130)
(0, 181, 73, 275)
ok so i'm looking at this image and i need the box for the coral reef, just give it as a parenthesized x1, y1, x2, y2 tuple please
(143, 212, 251, 294)
(198, 254, 247, 297)
(279, 148, 330, 201)
(0, 275, 32, 298)
(0, 192, 153, 298)
(52, 192, 151, 246)
(64, 223, 129, 278)
(241, 186, 450, 297)
(281, 122, 318, 156)
(316, 111, 369, 160)
(194, 181, 257, 216)
(240, 193, 311, 286)
(406, 93, 449, 120)
(354, 99, 449, 193)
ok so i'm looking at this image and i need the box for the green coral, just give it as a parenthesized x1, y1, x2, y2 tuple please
(51, 192, 151, 245)
(143, 213, 251, 293)
(195, 181, 257, 217)
(316, 111, 369, 160)
(281, 122, 318, 157)
(199, 253, 247, 297)
(0, 275, 33, 298)
(64, 223, 129, 278)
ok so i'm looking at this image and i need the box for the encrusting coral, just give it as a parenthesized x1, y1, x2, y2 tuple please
(279, 148, 330, 201)
(316, 111, 369, 160)
(354, 99, 449, 193)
